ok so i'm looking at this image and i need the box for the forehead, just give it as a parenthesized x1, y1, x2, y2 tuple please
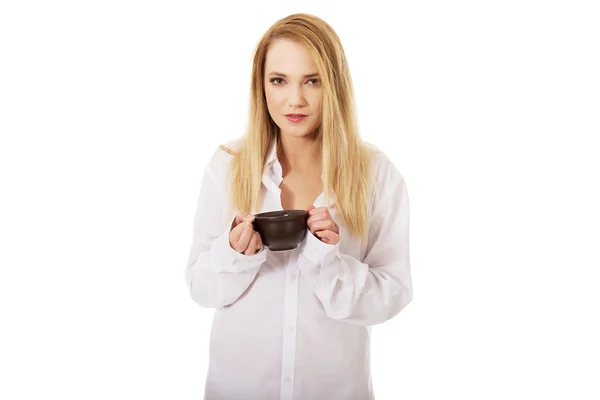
(264, 39, 317, 76)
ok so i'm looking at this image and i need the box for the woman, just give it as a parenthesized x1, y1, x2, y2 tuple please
(185, 13, 413, 400)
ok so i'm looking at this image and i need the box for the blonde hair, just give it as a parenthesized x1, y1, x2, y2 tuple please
(227, 13, 373, 243)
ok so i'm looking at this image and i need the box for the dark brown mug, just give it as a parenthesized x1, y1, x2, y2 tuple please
(252, 210, 308, 251)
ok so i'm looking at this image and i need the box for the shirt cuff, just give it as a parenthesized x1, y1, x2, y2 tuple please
(298, 228, 340, 267)
(209, 221, 268, 273)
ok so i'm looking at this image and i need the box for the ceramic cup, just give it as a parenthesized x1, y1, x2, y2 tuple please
(252, 210, 308, 251)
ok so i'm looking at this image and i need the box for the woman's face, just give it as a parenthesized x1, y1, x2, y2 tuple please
(263, 39, 322, 139)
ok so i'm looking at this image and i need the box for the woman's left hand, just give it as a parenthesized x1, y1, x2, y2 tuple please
(306, 205, 340, 245)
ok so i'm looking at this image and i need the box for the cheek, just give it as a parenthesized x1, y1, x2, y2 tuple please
(310, 95, 322, 113)
(265, 88, 283, 104)
(265, 93, 280, 116)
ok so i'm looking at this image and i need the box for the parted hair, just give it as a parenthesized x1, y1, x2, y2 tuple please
(226, 13, 374, 242)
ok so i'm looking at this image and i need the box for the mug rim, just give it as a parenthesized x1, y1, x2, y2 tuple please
(254, 209, 307, 220)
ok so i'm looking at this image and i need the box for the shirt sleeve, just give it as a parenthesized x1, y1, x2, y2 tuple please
(297, 166, 412, 326)
(184, 149, 267, 309)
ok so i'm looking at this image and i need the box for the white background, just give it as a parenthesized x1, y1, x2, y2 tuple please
(1, 0, 599, 399)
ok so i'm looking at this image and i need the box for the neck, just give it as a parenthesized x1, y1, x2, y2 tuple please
(277, 133, 321, 173)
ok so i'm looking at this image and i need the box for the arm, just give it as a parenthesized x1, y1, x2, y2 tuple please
(297, 175, 412, 325)
(184, 154, 267, 309)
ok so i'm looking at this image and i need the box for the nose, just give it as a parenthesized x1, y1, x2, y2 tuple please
(288, 85, 305, 108)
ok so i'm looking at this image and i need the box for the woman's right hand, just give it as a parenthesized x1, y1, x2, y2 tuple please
(229, 210, 263, 255)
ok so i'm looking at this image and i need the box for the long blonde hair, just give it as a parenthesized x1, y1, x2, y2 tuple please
(227, 13, 373, 242)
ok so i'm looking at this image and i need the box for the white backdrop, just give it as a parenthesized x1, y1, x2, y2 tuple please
(1, 1, 599, 399)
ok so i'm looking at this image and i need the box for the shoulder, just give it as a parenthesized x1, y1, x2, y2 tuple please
(218, 137, 243, 156)
(363, 141, 405, 186)
(362, 141, 407, 211)
(200, 137, 244, 199)
(206, 137, 243, 175)
(214, 137, 243, 160)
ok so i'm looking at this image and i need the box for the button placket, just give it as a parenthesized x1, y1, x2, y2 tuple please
(279, 251, 300, 400)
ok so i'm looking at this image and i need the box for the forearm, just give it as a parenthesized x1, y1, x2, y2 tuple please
(298, 242, 412, 325)
(185, 229, 267, 308)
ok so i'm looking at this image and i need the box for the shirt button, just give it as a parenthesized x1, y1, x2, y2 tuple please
(284, 377, 291, 383)
(286, 327, 294, 334)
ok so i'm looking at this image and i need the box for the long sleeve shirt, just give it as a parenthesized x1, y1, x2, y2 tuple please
(184, 138, 413, 400)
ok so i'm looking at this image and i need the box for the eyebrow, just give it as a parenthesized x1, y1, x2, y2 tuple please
(267, 72, 320, 78)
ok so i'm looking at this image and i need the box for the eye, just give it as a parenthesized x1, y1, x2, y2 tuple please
(269, 77, 321, 86)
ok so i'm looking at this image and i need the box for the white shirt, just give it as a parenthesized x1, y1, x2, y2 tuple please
(185, 138, 413, 400)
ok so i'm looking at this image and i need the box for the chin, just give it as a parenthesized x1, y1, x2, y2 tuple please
(279, 123, 319, 138)
(281, 130, 315, 139)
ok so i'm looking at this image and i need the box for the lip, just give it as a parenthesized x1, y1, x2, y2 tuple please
(285, 114, 307, 122)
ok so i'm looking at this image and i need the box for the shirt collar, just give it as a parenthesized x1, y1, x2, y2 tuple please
(263, 140, 283, 188)
(262, 139, 335, 208)
(265, 140, 279, 168)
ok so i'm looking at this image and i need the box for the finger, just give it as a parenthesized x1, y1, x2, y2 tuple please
(229, 223, 243, 245)
(307, 211, 329, 226)
(308, 206, 328, 216)
(234, 210, 250, 226)
(234, 222, 254, 253)
(253, 231, 263, 251)
(307, 205, 316, 213)
(319, 235, 332, 244)
(310, 219, 336, 234)
(307, 210, 328, 222)
(315, 230, 340, 244)
(244, 232, 258, 255)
